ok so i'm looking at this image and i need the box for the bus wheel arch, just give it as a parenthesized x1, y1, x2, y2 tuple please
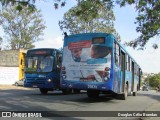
(119, 81, 128, 100)
(62, 89, 72, 95)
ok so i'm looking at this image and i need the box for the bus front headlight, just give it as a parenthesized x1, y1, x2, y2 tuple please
(47, 79, 52, 82)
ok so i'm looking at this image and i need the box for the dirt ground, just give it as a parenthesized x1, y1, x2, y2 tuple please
(0, 85, 32, 90)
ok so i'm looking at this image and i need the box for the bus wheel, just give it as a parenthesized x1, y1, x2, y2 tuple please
(87, 90, 99, 98)
(133, 92, 137, 96)
(119, 84, 128, 100)
(39, 88, 48, 94)
(62, 89, 72, 95)
(112, 93, 118, 98)
(73, 89, 80, 94)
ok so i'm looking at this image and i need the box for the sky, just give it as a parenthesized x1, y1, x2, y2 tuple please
(0, 1, 160, 74)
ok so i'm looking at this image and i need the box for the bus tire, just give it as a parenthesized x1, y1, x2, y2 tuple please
(39, 88, 48, 94)
(133, 92, 137, 96)
(87, 90, 99, 98)
(62, 89, 72, 95)
(15, 82, 19, 86)
(73, 89, 81, 94)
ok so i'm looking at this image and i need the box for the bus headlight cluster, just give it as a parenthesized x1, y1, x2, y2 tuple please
(61, 66, 67, 80)
(103, 67, 110, 82)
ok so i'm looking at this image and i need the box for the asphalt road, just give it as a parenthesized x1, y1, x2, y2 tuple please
(0, 85, 160, 120)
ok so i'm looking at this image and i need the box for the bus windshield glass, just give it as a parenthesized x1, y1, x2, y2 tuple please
(25, 56, 54, 73)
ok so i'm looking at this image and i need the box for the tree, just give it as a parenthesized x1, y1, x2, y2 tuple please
(145, 73, 160, 89)
(58, 0, 160, 49)
(118, 0, 160, 49)
(0, 5, 46, 49)
(59, 1, 120, 41)
(1, 0, 159, 49)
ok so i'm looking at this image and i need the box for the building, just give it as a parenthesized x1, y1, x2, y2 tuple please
(0, 49, 27, 85)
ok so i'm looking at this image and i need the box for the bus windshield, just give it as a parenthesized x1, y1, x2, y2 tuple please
(25, 56, 54, 73)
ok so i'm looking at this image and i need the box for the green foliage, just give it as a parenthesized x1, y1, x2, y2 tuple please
(59, 1, 120, 41)
(57, 0, 160, 49)
(0, 0, 36, 11)
(117, 0, 160, 49)
(145, 73, 160, 88)
(0, 36, 2, 46)
(0, 5, 46, 49)
(53, 0, 66, 9)
(74, 0, 113, 21)
(53, 0, 113, 11)
(1, 0, 159, 49)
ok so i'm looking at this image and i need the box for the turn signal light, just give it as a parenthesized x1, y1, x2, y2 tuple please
(61, 66, 66, 70)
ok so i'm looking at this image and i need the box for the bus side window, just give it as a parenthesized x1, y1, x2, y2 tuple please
(134, 64, 138, 76)
(126, 55, 131, 71)
(114, 42, 120, 66)
(137, 66, 139, 76)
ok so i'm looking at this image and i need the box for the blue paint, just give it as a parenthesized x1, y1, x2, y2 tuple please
(87, 58, 107, 64)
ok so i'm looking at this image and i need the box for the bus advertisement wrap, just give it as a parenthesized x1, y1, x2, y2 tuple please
(62, 40, 112, 83)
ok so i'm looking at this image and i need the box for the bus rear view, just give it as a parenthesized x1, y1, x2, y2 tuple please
(61, 33, 114, 98)
(61, 33, 142, 99)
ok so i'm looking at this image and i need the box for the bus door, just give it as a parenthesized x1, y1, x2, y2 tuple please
(131, 61, 134, 91)
(138, 68, 142, 90)
(121, 50, 125, 92)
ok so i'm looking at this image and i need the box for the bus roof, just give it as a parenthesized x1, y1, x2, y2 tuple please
(27, 48, 61, 52)
(64, 33, 113, 39)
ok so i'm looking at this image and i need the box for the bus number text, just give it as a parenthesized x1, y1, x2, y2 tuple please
(88, 85, 97, 89)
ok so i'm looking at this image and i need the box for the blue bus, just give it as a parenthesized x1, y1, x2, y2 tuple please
(61, 33, 142, 100)
(24, 48, 71, 94)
